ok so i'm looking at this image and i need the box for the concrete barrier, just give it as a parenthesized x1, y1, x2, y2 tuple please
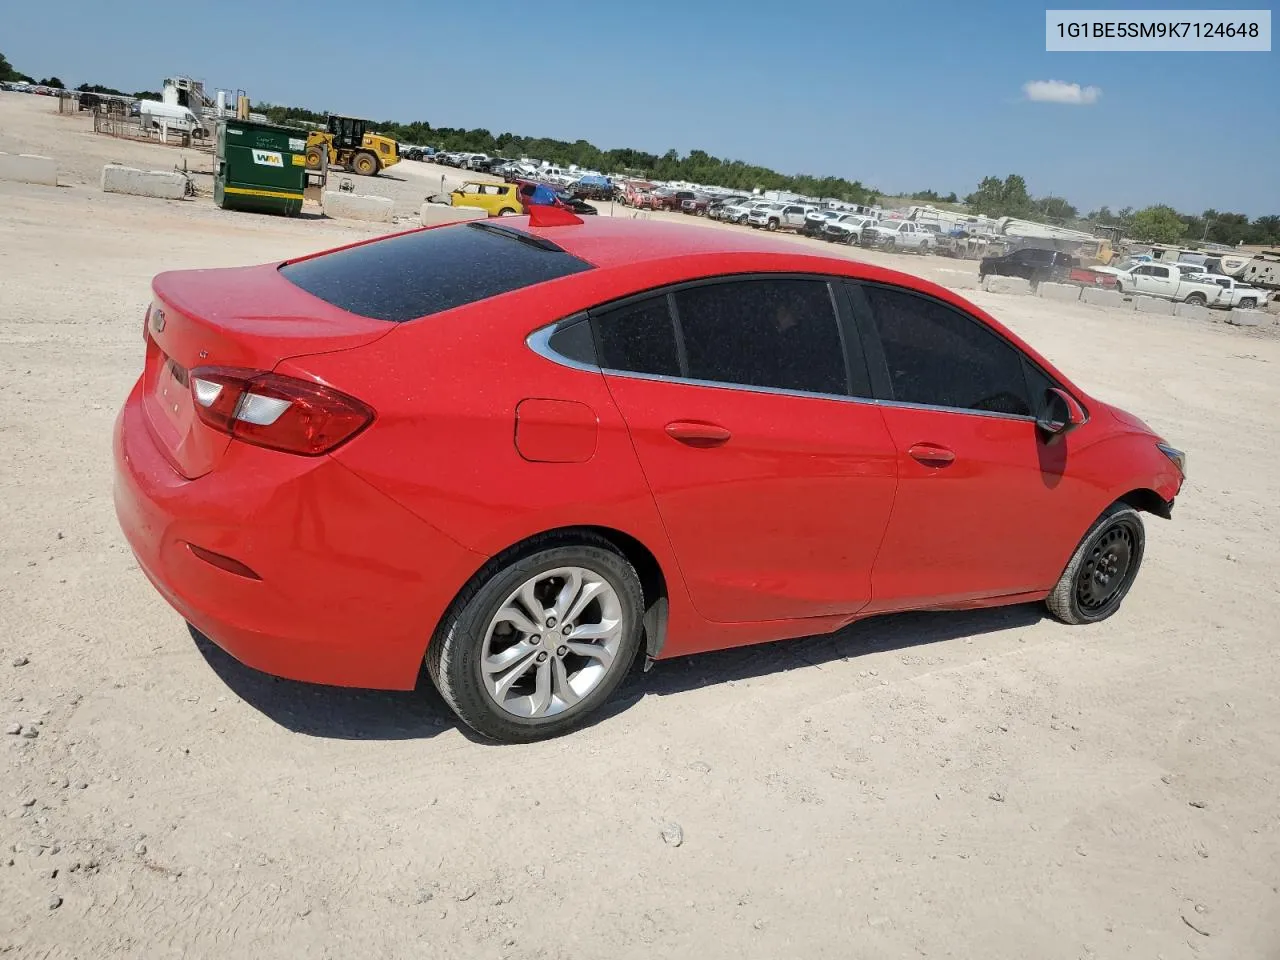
(1173, 302, 1211, 322)
(1036, 282, 1081, 303)
(101, 164, 188, 200)
(0, 152, 58, 186)
(1133, 296, 1174, 316)
(420, 203, 489, 227)
(322, 190, 394, 223)
(981, 275, 1031, 295)
(1080, 288, 1124, 308)
(1228, 309, 1266, 327)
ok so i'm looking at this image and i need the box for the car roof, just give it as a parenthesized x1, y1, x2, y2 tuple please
(517, 216, 818, 269)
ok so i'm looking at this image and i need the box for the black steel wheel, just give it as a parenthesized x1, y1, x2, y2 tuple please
(1046, 504, 1146, 624)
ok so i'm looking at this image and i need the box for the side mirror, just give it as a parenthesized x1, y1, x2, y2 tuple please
(1037, 387, 1086, 437)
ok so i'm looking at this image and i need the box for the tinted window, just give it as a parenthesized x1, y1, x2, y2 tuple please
(863, 285, 1033, 416)
(1150, 266, 1171, 279)
(280, 223, 593, 322)
(593, 296, 681, 377)
(674, 280, 846, 395)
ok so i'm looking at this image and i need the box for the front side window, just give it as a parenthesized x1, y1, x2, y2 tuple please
(862, 285, 1034, 417)
(674, 280, 846, 396)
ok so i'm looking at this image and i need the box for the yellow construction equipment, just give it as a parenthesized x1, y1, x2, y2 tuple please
(305, 116, 399, 177)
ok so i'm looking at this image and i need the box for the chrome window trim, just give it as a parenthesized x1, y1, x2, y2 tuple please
(525, 323, 601, 375)
(526, 328, 1039, 423)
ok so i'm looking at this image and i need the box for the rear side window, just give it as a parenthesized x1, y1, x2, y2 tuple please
(279, 223, 593, 322)
(593, 296, 681, 377)
(674, 279, 846, 395)
(862, 285, 1033, 416)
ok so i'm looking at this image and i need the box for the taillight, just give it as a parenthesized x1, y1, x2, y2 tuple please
(188, 366, 374, 456)
(143, 304, 151, 343)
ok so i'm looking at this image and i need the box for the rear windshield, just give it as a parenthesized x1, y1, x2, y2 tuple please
(279, 222, 594, 322)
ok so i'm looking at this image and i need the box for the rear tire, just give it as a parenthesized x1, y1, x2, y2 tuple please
(498, 207, 516, 216)
(1045, 504, 1145, 625)
(352, 151, 379, 176)
(1185, 293, 1206, 306)
(426, 534, 644, 742)
(1239, 297, 1257, 309)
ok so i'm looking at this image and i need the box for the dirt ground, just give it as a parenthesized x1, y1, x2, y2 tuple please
(2, 92, 1279, 959)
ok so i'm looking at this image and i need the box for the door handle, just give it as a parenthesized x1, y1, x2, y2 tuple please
(665, 421, 731, 446)
(908, 443, 955, 467)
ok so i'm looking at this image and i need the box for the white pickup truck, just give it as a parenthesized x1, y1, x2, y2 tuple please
(861, 219, 934, 253)
(1190, 274, 1269, 310)
(1112, 262, 1224, 305)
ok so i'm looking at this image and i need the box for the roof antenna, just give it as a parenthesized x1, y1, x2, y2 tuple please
(528, 204, 584, 227)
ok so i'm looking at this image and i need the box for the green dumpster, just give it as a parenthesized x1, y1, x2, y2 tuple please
(214, 118, 308, 216)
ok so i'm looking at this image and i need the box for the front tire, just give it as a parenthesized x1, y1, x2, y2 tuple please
(1045, 504, 1145, 625)
(426, 535, 644, 742)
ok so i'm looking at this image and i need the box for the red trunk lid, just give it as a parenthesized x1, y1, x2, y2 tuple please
(143, 263, 392, 479)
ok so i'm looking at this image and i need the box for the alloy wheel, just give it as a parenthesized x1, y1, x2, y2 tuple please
(480, 567, 624, 719)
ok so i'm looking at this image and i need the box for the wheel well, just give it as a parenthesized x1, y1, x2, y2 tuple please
(1118, 487, 1172, 520)
(460, 525, 671, 662)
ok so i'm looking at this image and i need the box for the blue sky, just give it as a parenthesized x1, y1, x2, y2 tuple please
(5, 0, 1277, 214)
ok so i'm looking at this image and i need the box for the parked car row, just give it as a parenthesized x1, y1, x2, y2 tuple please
(1, 81, 60, 95)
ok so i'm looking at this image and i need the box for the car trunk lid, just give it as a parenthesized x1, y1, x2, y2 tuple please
(144, 263, 393, 479)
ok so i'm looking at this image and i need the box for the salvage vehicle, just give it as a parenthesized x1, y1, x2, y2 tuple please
(1112, 263, 1225, 305)
(979, 248, 1075, 287)
(1190, 274, 1268, 309)
(748, 203, 813, 231)
(708, 196, 751, 220)
(1068, 266, 1119, 289)
(115, 215, 1185, 742)
(719, 197, 772, 224)
(680, 192, 715, 216)
(802, 209, 847, 237)
(862, 219, 934, 253)
(449, 181, 525, 217)
(822, 214, 878, 244)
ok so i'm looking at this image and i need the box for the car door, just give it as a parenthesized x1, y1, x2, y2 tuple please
(847, 281, 1098, 611)
(593, 277, 898, 624)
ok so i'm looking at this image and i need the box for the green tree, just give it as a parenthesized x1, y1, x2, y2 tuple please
(1249, 215, 1280, 245)
(39, 76, 65, 89)
(1035, 196, 1078, 222)
(77, 82, 129, 96)
(0, 51, 34, 83)
(964, 174, 1032, 218)
(1129, 205, 1185, 244)
(253, 102, 879, 203)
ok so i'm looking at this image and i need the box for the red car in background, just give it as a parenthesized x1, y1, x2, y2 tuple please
(114, 216, 1185, 742)
(618, 180, 655, 206)
(1069, 266, 1119, 289)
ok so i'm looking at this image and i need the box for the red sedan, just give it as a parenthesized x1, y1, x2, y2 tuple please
(114, 214, 1186, 742)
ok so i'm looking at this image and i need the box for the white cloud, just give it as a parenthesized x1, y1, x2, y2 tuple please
(1022, 80, 1102, 105)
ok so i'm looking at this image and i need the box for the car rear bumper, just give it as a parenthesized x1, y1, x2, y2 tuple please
(113, 378, 485, 690)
